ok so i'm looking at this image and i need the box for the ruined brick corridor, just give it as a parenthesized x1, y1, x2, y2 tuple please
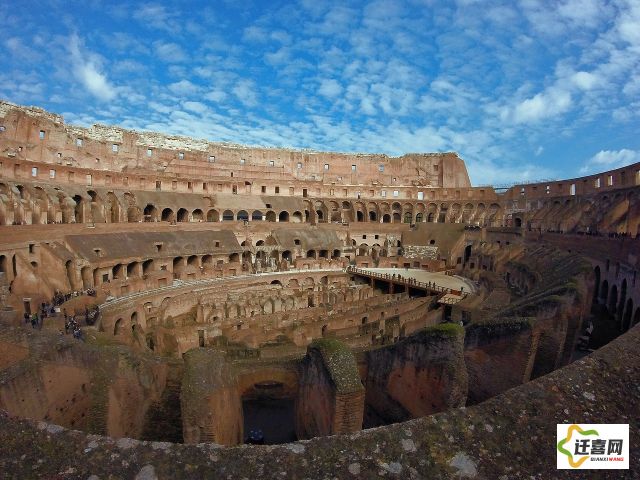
(0, 101, 639, 476)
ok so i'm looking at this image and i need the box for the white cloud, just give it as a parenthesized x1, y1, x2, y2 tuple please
(153, 41, 188, 63)
(232, 79, 258, 107)
(133, 4, 177, 32)
(168, 80, 200, 96)
(68, 35, 117, 102)
(183, 101, 209, 114)
(580, 149, 640, 173)
(512, 87, 572, 123)
(204, 89, 227, 103)
(318, 79, 343, 98)
(571, 71, 599, 90)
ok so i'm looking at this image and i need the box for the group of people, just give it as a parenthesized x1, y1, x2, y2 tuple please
(22, 290, 100, 341)
(51, 287, 96, 306)
(64, 314, 83, 340)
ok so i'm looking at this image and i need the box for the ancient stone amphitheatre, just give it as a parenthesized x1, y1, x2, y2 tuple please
(0, 101, 638, 477)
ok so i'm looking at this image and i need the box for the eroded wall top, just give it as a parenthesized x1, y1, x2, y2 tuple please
(0, 101, 471, 189)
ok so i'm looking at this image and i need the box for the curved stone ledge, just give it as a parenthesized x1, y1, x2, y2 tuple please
(1, 324, 638, 479)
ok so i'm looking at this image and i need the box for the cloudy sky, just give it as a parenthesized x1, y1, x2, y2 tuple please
(1, 0, 639, 186)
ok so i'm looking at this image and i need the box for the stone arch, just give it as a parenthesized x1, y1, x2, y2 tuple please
(144, 204, 158, 222)
(192, 209, 204, 222)
(237, 210, 249, 222)
(127, 205, 142, 223)
(65, 260, 75, 289)
(161, 208, 174, 222)
(222, 209, 234, 221)
(252, 210, 263, 221)
(266, 210, 277, 222)
(207, 209, 219, 222)
(608, 284, 618, 314)
(279, 211, 289, 222)
(291, 211, 303, 223)
(114, 318, 123, 336)
(600, 279, 609, 303)
(177, 208, 189, 222)
(617, 279, 628, 322)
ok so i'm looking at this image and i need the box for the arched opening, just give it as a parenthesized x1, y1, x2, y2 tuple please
(112, 264, 125, 280)
(600, 279, 609, 303)
(608, 284, 618, 314)
(73, 195, 84, 223)
(427, 212, 435, 222)
(65, 260, 75, 289)
(369, 211, 377, 221)
(187, 255, 199, 268)
(282, 250, 292, 263)
(81, 266, 92, 289)
(173, 257, 184, 275)
(356, 211, 364, 222)
(223, 210, 235, 221)
(144, 204, 157, 222)
(237, 210, 249, 222)
(0, 255, 6, 275)
(623, 299, 634, 330)
(291, 211, 303, 223)
(266, 211, 276, 222)
(617, 279, 628, 322)
(315, 210, 324, 221)
(177, 208, 189, 222)
(114, 318, 123, 336)
(403, 212, 412, 223)
(306, 250, 316, 259)
(514, 217, 522, 227)
(382, 214, 391, 223)
(464, 245, 472, 264)
(161, 208, 174, 222)
(332, 249, 341, 259)
(279, 211, 289, 222)
(415, 212, 423, 223)
(192, 209, 204, 222)
(202, 255, 213, 267)
(252, 210, 263, 221)
(127, 261, 139, 278)
(127, 206, 141, 223)
(207, 209, 220, 222)
(142, 259, 154, 275)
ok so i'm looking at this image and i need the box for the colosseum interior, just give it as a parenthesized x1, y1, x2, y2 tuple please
(0, 100, 638, 477)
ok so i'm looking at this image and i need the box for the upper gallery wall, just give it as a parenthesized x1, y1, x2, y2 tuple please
(0, 101, 471, 189)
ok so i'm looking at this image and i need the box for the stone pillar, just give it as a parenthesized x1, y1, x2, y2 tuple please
(181, 349, 243, 446)
(296, 339, 364, 439)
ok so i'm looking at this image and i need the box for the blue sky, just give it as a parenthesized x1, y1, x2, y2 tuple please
(1, 0, 639, 186)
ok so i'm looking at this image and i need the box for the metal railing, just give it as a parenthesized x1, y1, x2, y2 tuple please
(345, 266, 469, 299)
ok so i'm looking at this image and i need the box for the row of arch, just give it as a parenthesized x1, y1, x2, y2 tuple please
(0, 181, 505, 226)
(594, 265, 639, 332)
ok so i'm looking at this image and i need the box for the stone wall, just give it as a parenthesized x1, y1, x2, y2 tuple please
(362, 324, 467, 425)
(296, 339, 364, 439)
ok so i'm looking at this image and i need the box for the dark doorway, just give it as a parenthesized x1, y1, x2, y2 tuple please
(242, 397, 296, 445)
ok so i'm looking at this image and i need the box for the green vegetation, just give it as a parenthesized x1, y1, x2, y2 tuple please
(310, 338, 363, 394)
